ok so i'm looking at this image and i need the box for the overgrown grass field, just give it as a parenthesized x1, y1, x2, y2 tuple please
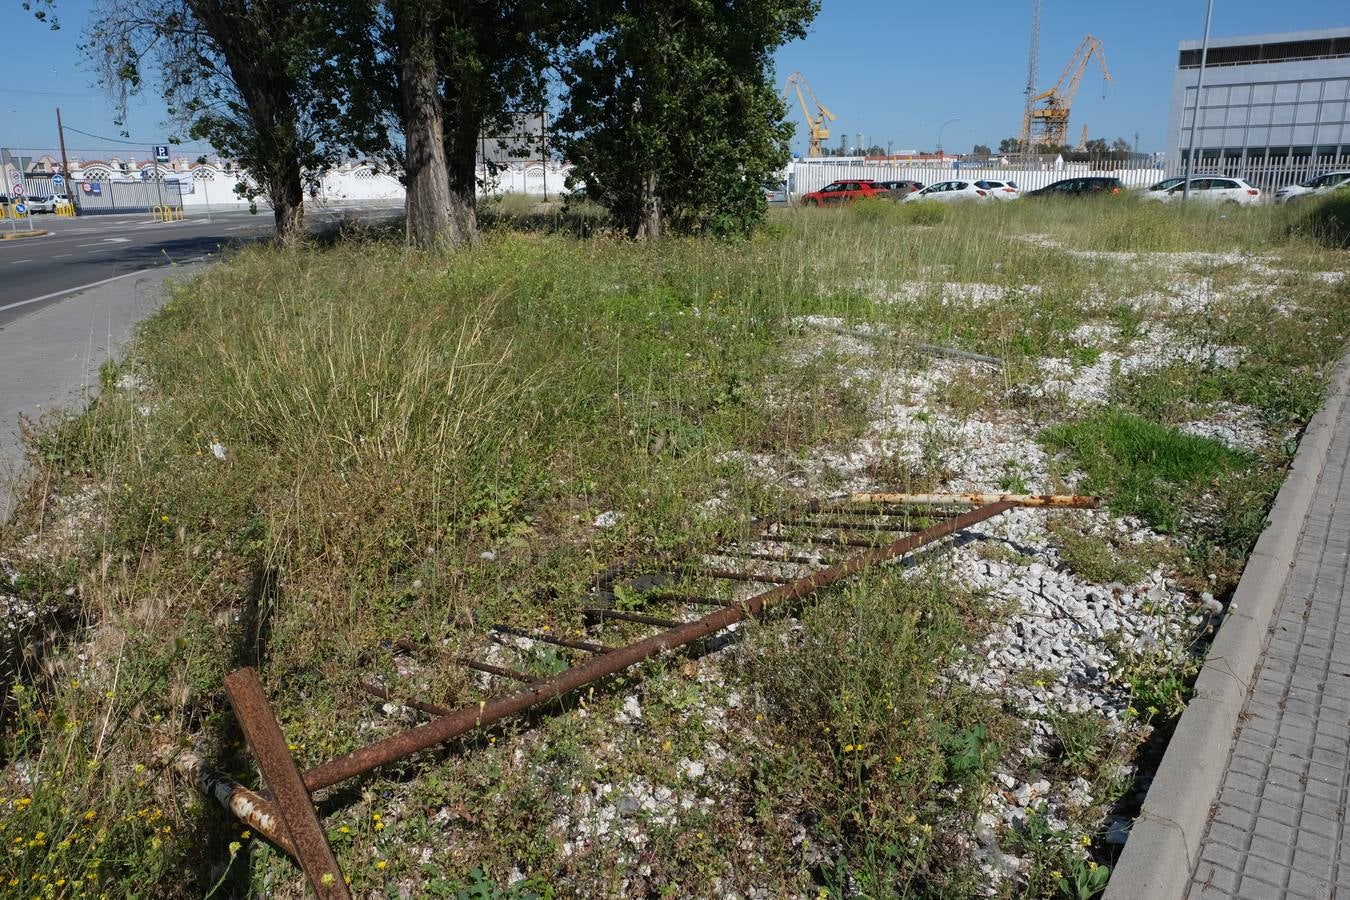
(1, 194, 1347, 898)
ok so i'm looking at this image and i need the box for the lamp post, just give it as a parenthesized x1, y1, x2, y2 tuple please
(1182, 0, 1215, 202)
(937, 118, 961, 160)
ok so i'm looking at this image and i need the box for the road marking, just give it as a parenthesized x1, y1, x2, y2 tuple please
(10, 259, 33, 264)
(76, 237, 133, 248)
(0, 256, 207, 314)
(53, 253, 71, 258)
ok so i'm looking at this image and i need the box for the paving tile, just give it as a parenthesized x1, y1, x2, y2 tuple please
(1188, 391, 1350, 897)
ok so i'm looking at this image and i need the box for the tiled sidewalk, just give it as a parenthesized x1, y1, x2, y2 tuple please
(1189, 387, 1350, 899)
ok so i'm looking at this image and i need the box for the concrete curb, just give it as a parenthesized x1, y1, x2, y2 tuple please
(0, 229, 49, 240)
(1103, 352, 1350, 900)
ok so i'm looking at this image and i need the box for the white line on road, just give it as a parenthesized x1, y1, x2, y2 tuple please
(0, 256, 207, 314)
(9, 259, 33, 265)
(53, 253, 71, 258)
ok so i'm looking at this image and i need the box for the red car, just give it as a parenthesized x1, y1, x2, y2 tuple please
(800, 179, 887, 206)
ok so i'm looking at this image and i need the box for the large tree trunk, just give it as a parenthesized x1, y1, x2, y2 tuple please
(270, 165, 305, 244)
(393, 0, 460, 249)
(443, 83, 480, 244)
(632, 170, 661, 240)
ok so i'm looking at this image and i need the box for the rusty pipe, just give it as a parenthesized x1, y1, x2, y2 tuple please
(166, 747, 295, 855)
(841, 492, 1099, 509)
(297, 502, 1014, 793)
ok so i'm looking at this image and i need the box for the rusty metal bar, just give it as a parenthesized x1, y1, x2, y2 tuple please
(297, 502, 1013, 793)
(636, 592, 733, 607)
(670, 566, 795, 584)
(773, 516, 926, 532)
(448, 656, 539, 683)
(356, 679, 455, 717)
(166, 747, 295, 855)
(491, 624, 609, 654)
(224, 668, 350, 900)
(758, 532, 882, 549)
(735, 549, 837, 566)
(582, 608, 681, 628)
(841, 492, 1099, 509)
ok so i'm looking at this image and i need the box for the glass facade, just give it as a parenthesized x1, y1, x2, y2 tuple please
(1170, 29, 1350, 164)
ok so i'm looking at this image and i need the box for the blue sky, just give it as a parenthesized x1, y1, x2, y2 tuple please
(3, 0, 1346, 158)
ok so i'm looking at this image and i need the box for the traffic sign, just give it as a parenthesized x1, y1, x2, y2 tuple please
(155, 145, 170, 163)
(11, 184, 22, 198)
(14, 203, 26, 215)
(52, 174, 64, 186)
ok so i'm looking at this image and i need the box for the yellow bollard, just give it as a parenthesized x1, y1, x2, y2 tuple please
(151, 205, 164, 222)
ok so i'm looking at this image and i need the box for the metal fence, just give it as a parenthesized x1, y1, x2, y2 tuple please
(787, 153, 1350, 197)
(68, 179, 186, 215)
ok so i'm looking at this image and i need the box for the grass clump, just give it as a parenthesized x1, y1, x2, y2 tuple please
(1050, 527, 1171, 586)
(742, 569, 1015, 897)
(1041, 409, 1251, 534)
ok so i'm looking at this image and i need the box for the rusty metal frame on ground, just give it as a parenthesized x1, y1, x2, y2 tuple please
(182, 492, 1096, 891)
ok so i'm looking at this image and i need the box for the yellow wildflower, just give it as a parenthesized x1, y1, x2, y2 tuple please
(375, 860, 387, 870)
(228, 842, 242, 855)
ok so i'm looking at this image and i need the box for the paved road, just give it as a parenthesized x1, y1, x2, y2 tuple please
(1189, 384, 1350, 899)
(0, 203, 401, 327)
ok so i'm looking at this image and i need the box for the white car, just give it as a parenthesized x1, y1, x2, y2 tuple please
(1140, 177, 1261, 205)
(903, 180, 991, 203)
(1141, 177, 1187, 199)
(975, 179, 1020, 200)
(1274, 171, 1350, 205)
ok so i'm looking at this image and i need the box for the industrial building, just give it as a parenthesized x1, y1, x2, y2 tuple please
(1166, 27, 1350, 170)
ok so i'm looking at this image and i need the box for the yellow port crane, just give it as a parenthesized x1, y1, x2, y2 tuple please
(1023, 35, 1113, 149)
(783, 71, 836, 158)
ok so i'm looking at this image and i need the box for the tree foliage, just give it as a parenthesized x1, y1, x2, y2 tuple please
(555, 0, 817, 239)
(84, 0, 346, 241)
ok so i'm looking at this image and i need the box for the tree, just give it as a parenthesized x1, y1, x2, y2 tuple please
(998, 137, 1023, 154)
(83, 0, 342, 243)
(555, 0, 818, 239)
(972, 143, 992, 157)
(1110, 137, 1133, 161)
(389, 0, 458, 248)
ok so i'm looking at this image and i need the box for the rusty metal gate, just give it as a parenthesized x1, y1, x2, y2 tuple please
(178, 492, 1097, 898)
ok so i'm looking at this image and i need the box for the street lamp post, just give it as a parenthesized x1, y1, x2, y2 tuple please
(937, 118, 961, 160)
(1182, 0, 1215, 202)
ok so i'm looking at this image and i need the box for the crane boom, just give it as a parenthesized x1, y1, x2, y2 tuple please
(1021, 35, 1113, 149)
(782, 71, 836, 158)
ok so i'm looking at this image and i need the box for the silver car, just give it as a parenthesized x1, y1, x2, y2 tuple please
(1274, 171, 1350, 205)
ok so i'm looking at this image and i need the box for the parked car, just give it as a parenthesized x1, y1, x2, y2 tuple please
(25, 196, 57, 214)
(974, 179, 1020, 200)
(799, 179, 887, 206)
(875, 180, 923, 199)
(1141, 177, 1187, 198)
(1274, 171, 1350, 204)
(903, 180, 991, 203)
(1140, 177, 1261, 205)
(1026, 177, 1126, 197)
(763, 182, 789, 206)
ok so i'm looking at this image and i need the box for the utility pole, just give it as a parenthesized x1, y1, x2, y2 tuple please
(1019, 0, 1042, 164)
(56, 107, 73, 199)
(1182, 0, 1215, 202)
(540, 109, 548, 203)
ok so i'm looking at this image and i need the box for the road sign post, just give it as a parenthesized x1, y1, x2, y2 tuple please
(0, 159, 14, 235)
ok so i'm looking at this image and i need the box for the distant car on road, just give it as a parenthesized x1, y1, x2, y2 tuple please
(1026, 177, 1126, 197)
(974, 179, 1020, 200)
(25, 196, 58, 214)
(903, 180, 991, 203)
(763, 182, 789, 206)
(876, 180, 924, 199)
(1274, 171, 1350, 205)
(1140, 177, 1261, 205)
(800, 179, 887, 206)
